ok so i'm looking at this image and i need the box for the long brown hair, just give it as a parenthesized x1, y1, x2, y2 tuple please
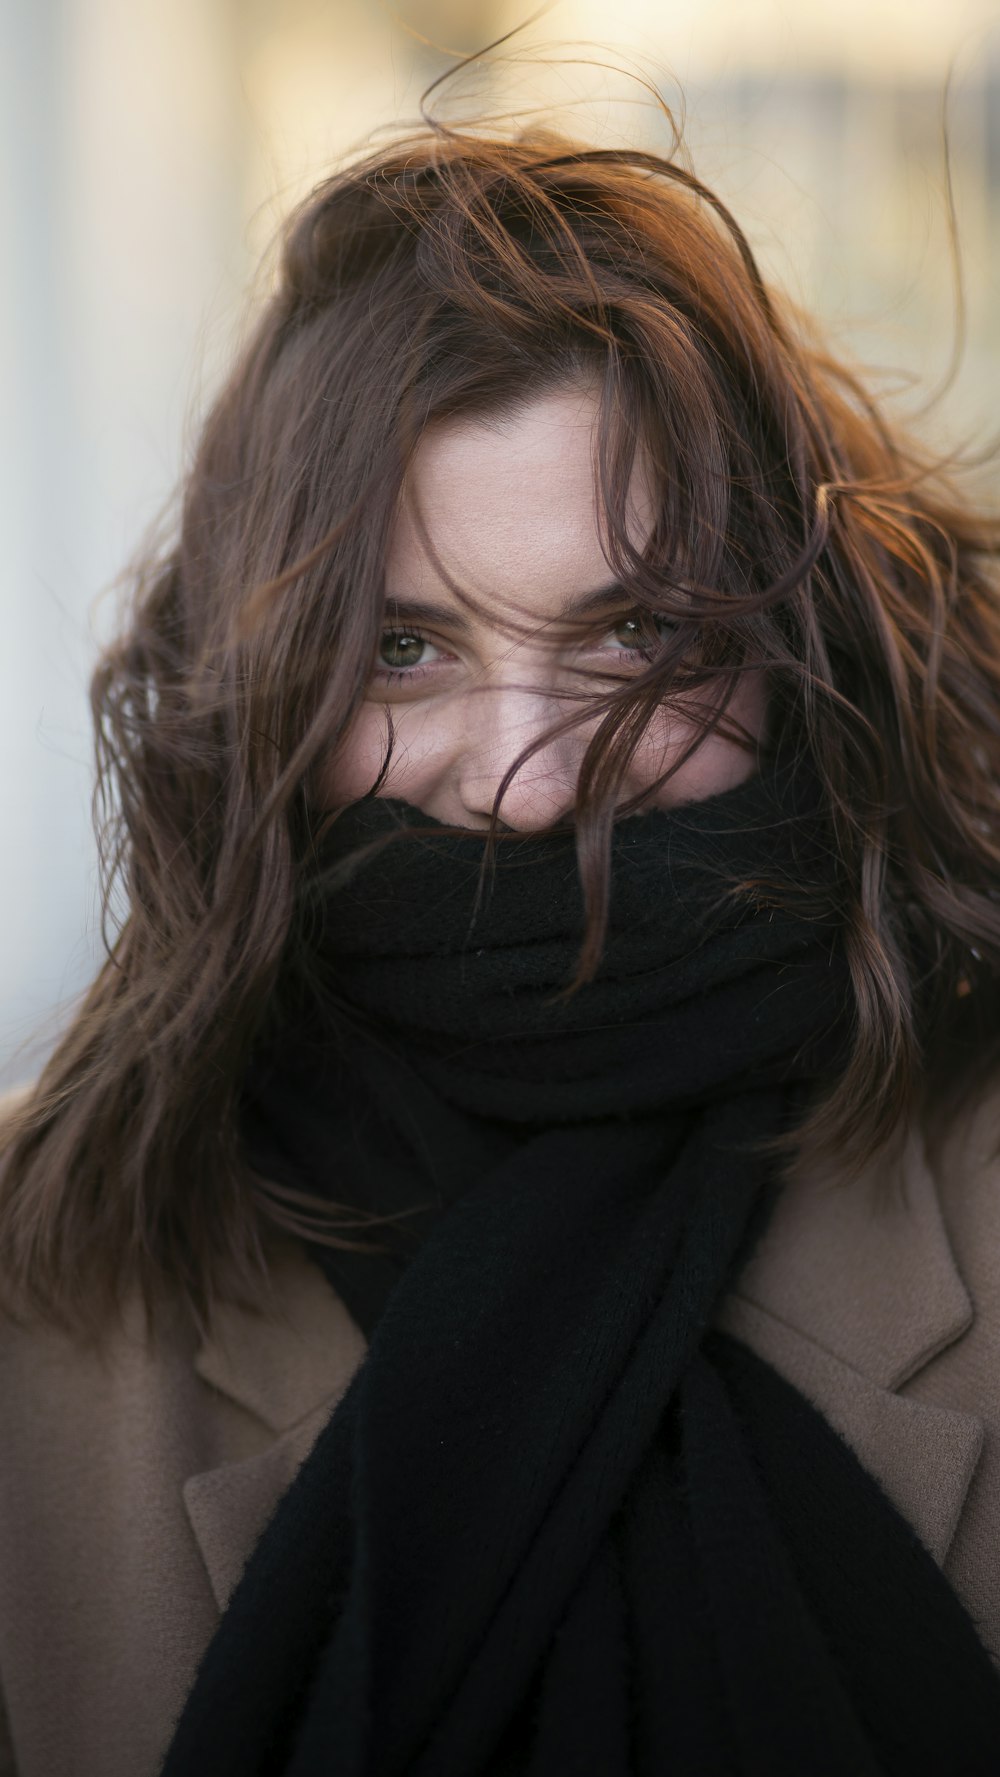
(4, 112, 1000, 1336)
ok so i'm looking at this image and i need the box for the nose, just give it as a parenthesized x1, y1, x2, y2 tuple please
(455, 683, 584, 831)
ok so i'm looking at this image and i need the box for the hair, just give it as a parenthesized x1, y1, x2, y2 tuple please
(3, 102, 1000, 1337)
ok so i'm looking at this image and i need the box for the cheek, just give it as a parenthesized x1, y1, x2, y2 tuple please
(318, 702, 459, 809)
(319, 706, 392, 808)
(631, 672, 769, 807)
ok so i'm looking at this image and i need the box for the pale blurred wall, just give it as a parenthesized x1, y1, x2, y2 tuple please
(2, 0, 999, 1087)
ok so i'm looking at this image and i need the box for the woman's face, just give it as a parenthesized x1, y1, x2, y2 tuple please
(322, 383, 767, 830)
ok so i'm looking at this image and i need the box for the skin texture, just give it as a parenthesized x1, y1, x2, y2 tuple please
(323, 383, 768, 830)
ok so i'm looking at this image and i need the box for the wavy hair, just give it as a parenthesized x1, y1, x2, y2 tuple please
(4, 113, 1000, 1335)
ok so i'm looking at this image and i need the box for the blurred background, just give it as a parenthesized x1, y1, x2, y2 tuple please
(3, 0, 1000, 1087)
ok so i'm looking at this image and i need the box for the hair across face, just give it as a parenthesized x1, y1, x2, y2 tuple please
(323, 381, 768, 830)
(4, 122, 1000, 1333)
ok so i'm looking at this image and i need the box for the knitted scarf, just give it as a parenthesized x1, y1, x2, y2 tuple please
(161, 762, 1000, 1777)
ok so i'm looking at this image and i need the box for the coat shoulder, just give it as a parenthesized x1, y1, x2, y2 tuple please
(0, 1210, 364, 1777)
(0, 1263, 292, 1777)
(903, 1074, 1000, 1643)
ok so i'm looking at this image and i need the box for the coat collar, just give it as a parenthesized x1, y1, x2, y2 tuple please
(183, 1244, 368, 1608)
(183, 1126, 984, 1611)
(728, 1120, 974, 1392)
(191, 1239, 367, 1436)
(716, 1121, 983, 1566)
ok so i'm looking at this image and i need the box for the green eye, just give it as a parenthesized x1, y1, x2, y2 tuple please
(378, 631, 426, 670)
(611, 613, 673, 653)
(613, 616, 645, 648)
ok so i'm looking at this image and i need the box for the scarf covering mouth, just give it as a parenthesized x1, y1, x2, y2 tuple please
(164, 761, 1000, 1777)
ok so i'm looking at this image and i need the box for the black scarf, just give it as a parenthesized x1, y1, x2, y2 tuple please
(161, 763, 1000, 1776)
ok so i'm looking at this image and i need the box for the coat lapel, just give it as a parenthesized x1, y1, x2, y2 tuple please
(182, 1128, 984, 1612)
(182, 1243, 368, 1610)
(715, 1122, 984, 1566)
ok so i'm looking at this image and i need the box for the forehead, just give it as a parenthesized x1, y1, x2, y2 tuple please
(386, 384, 656, 620)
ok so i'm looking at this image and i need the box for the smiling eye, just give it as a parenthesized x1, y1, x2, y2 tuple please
(377, 630, 437, 671)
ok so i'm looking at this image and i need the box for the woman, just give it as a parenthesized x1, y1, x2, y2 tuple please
(2, 118, 1000, 1777)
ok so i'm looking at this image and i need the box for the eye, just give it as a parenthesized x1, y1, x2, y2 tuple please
(375, 629, 443, 673)
(609, 615, 645, 651)
(604, 612, 675, 656)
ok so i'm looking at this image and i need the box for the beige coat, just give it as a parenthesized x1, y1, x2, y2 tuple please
(2, 1089, 1000, 1777)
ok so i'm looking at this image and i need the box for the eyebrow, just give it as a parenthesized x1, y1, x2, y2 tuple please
(381, 581, 632, 635)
